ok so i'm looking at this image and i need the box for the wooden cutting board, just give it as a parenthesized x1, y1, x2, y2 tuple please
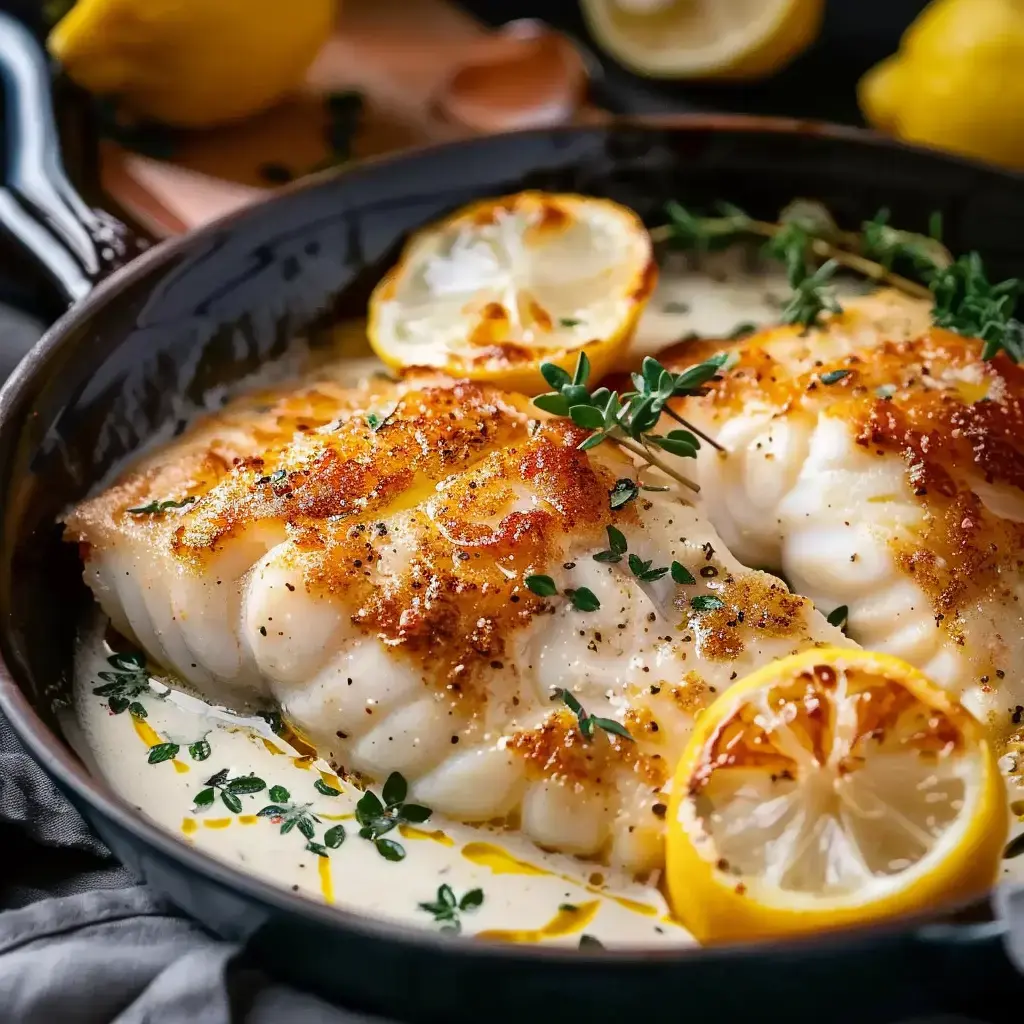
(99, 0, 599, 237)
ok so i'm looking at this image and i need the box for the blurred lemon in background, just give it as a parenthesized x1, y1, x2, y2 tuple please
(580, 0, 824, 80)
(48, 0, 336, 128)
(860, 0, 1024, 170)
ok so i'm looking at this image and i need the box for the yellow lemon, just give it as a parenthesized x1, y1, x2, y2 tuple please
(859, 0, 1024, 171)
(580, 0, 824, 81)
(665, 647, 1007, 945)
(367, 192, 655, 395)
(48, 0, 336, 127)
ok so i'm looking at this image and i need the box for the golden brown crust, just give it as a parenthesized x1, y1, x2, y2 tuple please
(65, 373, 640, 709)
(661, 302, 1024, 625)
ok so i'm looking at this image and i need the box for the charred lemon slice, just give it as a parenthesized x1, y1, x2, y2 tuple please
(367, 191, 655, 394)
(666, 648, 1007, 944)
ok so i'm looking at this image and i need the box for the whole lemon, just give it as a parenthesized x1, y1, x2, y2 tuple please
(48, 0, 336, 128)
(859, 0, 1024, 170)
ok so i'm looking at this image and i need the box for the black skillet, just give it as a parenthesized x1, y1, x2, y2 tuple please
(0, 11, 1022, 1024)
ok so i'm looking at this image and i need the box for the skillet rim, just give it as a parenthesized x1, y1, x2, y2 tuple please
(0, 114, 1016, 965)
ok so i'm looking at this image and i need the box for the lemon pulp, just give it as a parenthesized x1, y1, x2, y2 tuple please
(666, 648, 1007, 943)
(368, 192, 655, 395)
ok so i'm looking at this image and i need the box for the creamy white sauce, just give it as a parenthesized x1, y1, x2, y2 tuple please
(69, 252, 1024, 944)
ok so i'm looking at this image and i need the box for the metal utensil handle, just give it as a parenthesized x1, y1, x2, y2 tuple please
(0, 11, 141, 306)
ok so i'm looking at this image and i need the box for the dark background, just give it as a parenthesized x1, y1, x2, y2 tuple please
(462, 0, 931, 122)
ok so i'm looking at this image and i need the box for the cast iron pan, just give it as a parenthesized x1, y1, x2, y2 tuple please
(0, 12, 1022, 1023)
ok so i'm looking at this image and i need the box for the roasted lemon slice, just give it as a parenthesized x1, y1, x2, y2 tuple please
(367, 192, 655, 395)
(666, 648, 1007, 944)
(580, 0, 824, 81)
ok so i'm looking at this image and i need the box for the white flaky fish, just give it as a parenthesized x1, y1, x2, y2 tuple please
(662, 289, 1024, 730)
(65, 370, 845, 877)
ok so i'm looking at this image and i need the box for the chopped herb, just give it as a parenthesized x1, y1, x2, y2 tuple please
(609, 479, 640, 510)
(314, 778, 342, 797)
(567, 587, 601, 612)
(354, 772, 431, 861)
(92, 651, 151, 714)
(366, 406, 397, 433)
(194, 788, 216, 808)
(579, 934, 605, 950)
(257, 799, 320, 839)
(525, 575, 558, 598)
(671, 561, 696, 585)
(255, 468, 287, 486)
(195, 769, 266, 814)
(553, 688, 633, 743)
(269, 785, 290, 803)
(826, 605, 849, 630)
(226, 776, 268, 795)
(418, 884, 484, 933)
(820, 369, 850, 385)
(324, 825, 346, 849)
(147, 742, 179, 765)
(593, 525, 628, 563)
(627, 553, 669, 583)
(559, 317, 582, 328)
(375, 839, 406, 862)
(127, 496, 196, 515)
(559, 903, 579, 912)
(305, 842, 330, 858)
(188, 739, 211, 762)
(690, 595, 725, 612)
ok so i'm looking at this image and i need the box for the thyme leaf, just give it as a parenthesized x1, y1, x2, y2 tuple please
(553, 688, 633, 743)
(147, 742, 179, 765)
(820, 369, 850, 385)
(609, 479, 640, 509)
(418, 884, 484, 933)
(671, 561, 696, 585)
(826, 605, 849, 631)
(525, 574, 558, 597)
(567, 587, 601, 612)
(127, 496, 196, 515)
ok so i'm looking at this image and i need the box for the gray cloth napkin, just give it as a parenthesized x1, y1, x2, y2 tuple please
(0, 711, 376, 1023)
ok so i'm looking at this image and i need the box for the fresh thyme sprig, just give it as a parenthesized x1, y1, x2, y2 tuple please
(553, 688, 633, 743)
(533, 352, 728, 494)
(931, 253, 1024, 362)
(653, 198, 1024, 361)
(418, 885, 484, 934)
(354, 772, 431, 862)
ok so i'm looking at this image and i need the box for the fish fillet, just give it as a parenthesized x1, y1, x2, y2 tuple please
(65, 369, 847, 875)
(661, 289, 1024, 729)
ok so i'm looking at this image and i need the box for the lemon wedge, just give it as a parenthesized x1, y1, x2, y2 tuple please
(858, 0, 1024, 171)
(665, 648, 1007, 944)
(48, 0, 335, 128)
(367, 192, 655, 395)
(580, 0, 824, 80)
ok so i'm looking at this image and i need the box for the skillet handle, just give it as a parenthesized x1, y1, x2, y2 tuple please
(0, 11, 144, 307)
